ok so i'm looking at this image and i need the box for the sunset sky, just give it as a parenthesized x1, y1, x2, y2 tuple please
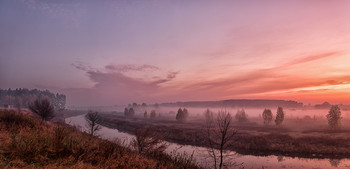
(1, 0, 350, 106)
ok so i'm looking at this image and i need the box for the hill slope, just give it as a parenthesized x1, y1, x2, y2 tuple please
(0, 109, 199, 169)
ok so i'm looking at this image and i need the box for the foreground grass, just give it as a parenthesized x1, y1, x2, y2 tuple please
(100, 113, 350, 159)
(0, 109, 200, 169)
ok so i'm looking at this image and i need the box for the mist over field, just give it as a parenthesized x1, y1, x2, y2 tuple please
(2, 0, 350, 168)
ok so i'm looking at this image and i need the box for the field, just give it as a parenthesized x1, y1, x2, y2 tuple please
(99, 109, 350, 159)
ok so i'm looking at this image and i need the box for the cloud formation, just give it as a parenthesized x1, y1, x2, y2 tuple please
(105, 64, 159, 72)
(66, 62, 178, 105)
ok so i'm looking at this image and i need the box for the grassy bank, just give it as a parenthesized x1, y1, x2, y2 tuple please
(99, 113, 350, 159)
(0, 109, 200, 169)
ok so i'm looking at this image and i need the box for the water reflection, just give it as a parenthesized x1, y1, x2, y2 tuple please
(329, 159, 341, 167)
(66, 114, 350, 169)
(277, 155, 284, 162)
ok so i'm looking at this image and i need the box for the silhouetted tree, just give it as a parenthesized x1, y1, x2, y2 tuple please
(85, 111, 101, 136)
(326, 105, 342, 130)
(132, 127, 167, 156)
(129, 108, 135, 117)
(183, 108, 189, 119)
(144, 111, 148, 118)
(124, 107, 135, 117)
(205, 109, 237, 169)
(29, 98, 55, 121)
(176, 108, 189, 121)
(235, 109, 247, 122)
(150, 110, 156, 118)
(0, 88, 65, 109)
(275, 107, 284, 126)
(141, 103, 147, 107)
(176, 108, 183, 121)
(124, 108, 128, 116)
(262, 109, 273, 125)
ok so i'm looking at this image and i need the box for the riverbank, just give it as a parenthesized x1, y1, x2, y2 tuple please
(0, 109, 200, 168)
(99, 113, 350, 159)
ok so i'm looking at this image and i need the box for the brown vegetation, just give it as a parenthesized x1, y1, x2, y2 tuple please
(99, 112, 350, 159)
(0, 109, 200, 168)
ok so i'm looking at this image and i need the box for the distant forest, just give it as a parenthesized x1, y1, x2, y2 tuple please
(160, 99, 304, 108)
(0, 88, 66, 110)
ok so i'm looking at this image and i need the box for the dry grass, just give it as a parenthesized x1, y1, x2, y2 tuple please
(0, 109, 200, 169)
(100, 113, 350, 159)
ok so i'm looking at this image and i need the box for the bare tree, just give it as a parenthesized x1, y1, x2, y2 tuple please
(29, 98, 55, 121)
(205, 109, 237, 169)
(132, 127, 167, 156)
(85, 111, 101, 136)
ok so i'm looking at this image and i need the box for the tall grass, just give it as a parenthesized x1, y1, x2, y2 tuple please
(0, 109, 200, 168)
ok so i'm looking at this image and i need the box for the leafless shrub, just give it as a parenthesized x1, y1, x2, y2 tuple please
(205, 109, 238, 169)
(85, 111, 101, 136)
(132, 127, 168, 157)
(28, 98, 55, 121)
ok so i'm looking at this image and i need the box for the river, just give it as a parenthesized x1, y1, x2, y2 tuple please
(65, 114, 350, 169)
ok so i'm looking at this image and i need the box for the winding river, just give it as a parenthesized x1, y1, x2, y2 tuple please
(65, 114, 350, 169)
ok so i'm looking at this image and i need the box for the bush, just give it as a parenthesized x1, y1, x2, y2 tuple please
(28, 98, 55, 121)
(132, 127, 167, 156)
(0, 109, 36, 130)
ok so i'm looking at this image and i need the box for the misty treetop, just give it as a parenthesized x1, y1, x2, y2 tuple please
(275, 107, 285, 126)
(327, 105, 342, 130)
(0, 88, 66, 111)
(176, 108, 189, 121)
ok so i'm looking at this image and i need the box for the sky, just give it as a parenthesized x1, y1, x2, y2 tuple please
(1, 0, 350, 106)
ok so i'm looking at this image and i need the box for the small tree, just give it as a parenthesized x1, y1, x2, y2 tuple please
(29, 98, 55, 121)
(205, 109, 237, 169)
(144, 111, 148, 118)
(124, 108, 129, 116)
(176, 108, 189, 121)
(262, 109, 273, 125)
(132, 127, 167, 156)
(129, 107, 135, 117)
(85, 111, 101, 136)
(235, 109, 248, 122)
(275, 107, 284, 126)
(326, 105, 342, 130)
(183, 108, 189, 119)
(124, 107, 135, 117)
(150, 110, 156, 118)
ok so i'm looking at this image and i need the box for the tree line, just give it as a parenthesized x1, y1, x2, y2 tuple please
(0, 88, 66, 111)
